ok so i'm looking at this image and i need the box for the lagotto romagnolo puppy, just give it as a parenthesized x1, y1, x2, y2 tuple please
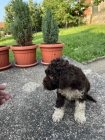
(43, 58, 96, 124)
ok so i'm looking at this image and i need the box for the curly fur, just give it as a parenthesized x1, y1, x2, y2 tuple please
(43, 58, 96, 123)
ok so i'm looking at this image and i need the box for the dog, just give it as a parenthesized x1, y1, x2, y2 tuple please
(43, 58, 96, 124)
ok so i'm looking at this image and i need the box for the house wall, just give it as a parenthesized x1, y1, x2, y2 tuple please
(83, 0, 92, 24)
(84, 0, 105, 24)
(84, 0, 105, 15)
(84, 0, 92, 16)
(0, 22, 4, 28)
(98, 0, 105, 11)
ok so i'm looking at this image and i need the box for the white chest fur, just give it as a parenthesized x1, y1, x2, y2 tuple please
(58, 88, 82, 100)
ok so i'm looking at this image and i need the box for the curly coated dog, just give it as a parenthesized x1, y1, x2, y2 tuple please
(43, 58, 96, 124)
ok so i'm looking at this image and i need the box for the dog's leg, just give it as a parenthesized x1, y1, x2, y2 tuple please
(52, 91, 65, 122)
(74, 97, 86, 124)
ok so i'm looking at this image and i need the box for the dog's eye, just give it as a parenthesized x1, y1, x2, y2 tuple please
(49, 76, 54, 80)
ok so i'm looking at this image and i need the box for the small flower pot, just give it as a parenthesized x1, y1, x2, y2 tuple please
(10, 45, 38, 67)
(0, 46, 12, 70)
(39, 43, 64, 65)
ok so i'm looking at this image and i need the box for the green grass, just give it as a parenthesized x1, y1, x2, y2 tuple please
(0, 24, 105, 62)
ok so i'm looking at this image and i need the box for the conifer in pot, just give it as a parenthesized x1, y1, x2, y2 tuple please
(42, 7, 59, 44)
(39, 7, 64, 65)
(10, 0, 37, 67)
(11, 0, 32, 46)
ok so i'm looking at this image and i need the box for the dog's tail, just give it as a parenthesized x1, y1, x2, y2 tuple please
(86, 94, 97, 103)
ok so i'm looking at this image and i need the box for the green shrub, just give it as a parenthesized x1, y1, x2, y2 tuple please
(10, 0, 32, 46)
(42, 7, 59, 44)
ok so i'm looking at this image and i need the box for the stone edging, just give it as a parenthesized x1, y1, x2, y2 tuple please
(82, 56, 105, 65)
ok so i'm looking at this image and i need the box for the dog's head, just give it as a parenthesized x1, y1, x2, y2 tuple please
(43, 58, 69, 90)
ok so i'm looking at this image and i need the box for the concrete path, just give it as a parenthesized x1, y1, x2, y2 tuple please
(83, 57, 105, 79)
(0, 57, 105, 140)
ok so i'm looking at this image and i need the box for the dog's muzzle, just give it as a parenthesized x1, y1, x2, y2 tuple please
(43, 76, 58, 90)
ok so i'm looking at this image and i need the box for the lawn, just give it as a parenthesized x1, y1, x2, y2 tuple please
(0, 24, 105, 62)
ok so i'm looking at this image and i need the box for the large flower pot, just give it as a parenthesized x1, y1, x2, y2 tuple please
(0, 46, 12, 70)
(10, 45, 38, 67)
(38, 43, 64, 65)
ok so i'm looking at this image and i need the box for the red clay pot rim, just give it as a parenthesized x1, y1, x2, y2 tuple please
(38, 43, 64, 48)
(0, 46, 10, 51)
(0, 63, 12, 70)
(10, 44, 38, 50)
(41, 60, 50, 65)
(14, 60, 38, 68)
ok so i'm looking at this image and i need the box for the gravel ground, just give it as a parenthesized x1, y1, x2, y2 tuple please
(0, 57, 105, 140)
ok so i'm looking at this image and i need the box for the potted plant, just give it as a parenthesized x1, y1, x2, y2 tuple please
(0, 46, 12, 70)
(10, 0, 37, 67)
(38, 7, 64, 65)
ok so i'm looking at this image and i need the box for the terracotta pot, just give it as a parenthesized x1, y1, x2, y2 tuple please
(10, 45, 38, 67)
(0, 46, 12, 70)
(39, 43, 64, 65)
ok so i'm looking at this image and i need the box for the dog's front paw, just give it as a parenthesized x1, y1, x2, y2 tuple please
(52, 107, 64, 122)
(74, 112, 86, 124)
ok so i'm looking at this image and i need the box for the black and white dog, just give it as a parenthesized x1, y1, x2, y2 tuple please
(43, 58, 96, 124)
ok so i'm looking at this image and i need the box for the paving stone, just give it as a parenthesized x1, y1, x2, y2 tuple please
(85, 58, 105, 79)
